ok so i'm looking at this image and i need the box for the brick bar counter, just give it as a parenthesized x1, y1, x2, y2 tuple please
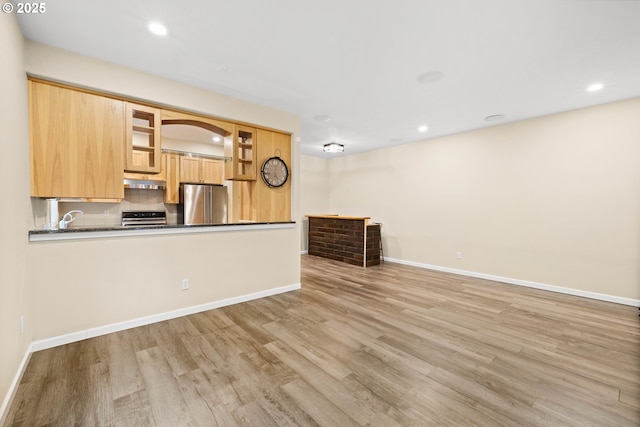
(306, 215, 381, 267)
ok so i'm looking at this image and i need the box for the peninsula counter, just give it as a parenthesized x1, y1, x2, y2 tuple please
(306, 215, 381, 267)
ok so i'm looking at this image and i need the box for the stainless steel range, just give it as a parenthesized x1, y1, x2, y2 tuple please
(121, 211, 167, 227)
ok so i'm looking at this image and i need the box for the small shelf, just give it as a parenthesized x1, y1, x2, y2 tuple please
(125, 103, 161, 173)
(132, 125, 154, 134)
(131, 145, 156, 151)
(224, 125, 257, 181)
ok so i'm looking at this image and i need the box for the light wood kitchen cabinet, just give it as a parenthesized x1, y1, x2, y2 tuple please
(179, 156, 223, 184)
(255, 129, 291, 222)
(123, 169, 164, 181)
(224, 125, 257, 181)
(161, 109, 233, 135)
(123, 156, 165, 181)
(231, 129, 291, 222)
(179, 156, 200, 183)
(162, 152, 180, 203)
(28, 80, 125, 199)
(201, 158, 223, 184)
(29, 78, 290, 222)
(126, 152, 179, 203)
(125, 103, 161, 174)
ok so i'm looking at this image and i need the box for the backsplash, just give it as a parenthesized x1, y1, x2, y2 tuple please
(32, 189, 179, 229)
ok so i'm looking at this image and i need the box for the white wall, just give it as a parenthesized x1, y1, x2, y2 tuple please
(22, 43, 302, 341)
(29, 228, 299, 340)
(24, 41, 298, 136)
(326, 98, 640, 301)
(298, 155, 331, 250)
(0, 13, 32, 422)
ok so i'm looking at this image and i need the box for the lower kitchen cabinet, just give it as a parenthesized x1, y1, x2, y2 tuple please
(29, 80, 125, 199)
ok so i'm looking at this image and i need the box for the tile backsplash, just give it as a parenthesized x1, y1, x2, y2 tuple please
(32, 189, 179, 229)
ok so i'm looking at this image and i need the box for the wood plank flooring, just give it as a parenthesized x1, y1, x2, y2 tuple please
(4, 255, 640, 426)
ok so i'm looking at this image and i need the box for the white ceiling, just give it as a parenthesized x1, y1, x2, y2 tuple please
(16, 0, 640, 158)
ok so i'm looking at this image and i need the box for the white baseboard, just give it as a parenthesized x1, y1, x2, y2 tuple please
(0, 344, 33, 425)
(31, 283, 301, 352)
(300, 250, 308, 255)
(384, 257, 640, 307)
(2, 283, 301, 422)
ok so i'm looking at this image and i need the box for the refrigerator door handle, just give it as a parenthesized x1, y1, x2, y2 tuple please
(204, 186, 213, 224)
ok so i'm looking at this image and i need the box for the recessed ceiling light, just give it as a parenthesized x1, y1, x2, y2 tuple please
(587, 82, 604, 92)
(418, 125, 428, 133)
(416, 71, 444, 84)
(148, 22, 167, 36)
(212, 136, 222, 143)
(484, 114, 505, 122)
(215, 65, 229, 72)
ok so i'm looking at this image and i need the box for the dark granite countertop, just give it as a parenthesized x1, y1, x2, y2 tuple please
(30, 221, 295, 235)
(29, 221, 297, 241)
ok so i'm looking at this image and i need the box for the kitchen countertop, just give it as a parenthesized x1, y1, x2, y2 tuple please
(305, 215, 371, 221)
(29, 221, 296, 242)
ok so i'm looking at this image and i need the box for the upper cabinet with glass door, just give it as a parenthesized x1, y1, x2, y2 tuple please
(125, 103, 161, 173)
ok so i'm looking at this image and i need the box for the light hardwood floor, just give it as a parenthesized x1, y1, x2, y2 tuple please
(5, 255, 640, 426)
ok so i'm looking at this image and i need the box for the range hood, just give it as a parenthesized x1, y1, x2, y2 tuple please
(123, 178, 166, 190)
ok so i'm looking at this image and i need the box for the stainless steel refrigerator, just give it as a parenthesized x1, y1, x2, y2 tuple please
(178, 184, 228, 225)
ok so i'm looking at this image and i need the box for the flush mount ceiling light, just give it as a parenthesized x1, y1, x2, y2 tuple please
(148, 22, 168, 36)
(587, 82, 604, 92)
(418, 125, 429, 133)
(323, 142, 344, 153)
(212, 136, 222, 143)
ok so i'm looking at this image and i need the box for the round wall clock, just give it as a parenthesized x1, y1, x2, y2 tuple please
(261, 156, 289, 188)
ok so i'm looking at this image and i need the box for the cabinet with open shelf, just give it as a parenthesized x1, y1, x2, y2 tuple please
(125, 103, 161, 174)
(225, 125, 257, 181)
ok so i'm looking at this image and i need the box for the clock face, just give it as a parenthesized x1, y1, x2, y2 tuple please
(261, 157, 289, 188)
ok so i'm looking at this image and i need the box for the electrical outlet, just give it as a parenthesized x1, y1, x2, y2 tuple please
(456, 251, 463, 259)
(104, 210, 110, 217)
(19, 315, 24, 335)
(181, 279, 190, 290)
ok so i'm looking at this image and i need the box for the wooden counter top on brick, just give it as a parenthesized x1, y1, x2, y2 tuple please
(306, 215, 381, 267)
(305, 214, 371, 222)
